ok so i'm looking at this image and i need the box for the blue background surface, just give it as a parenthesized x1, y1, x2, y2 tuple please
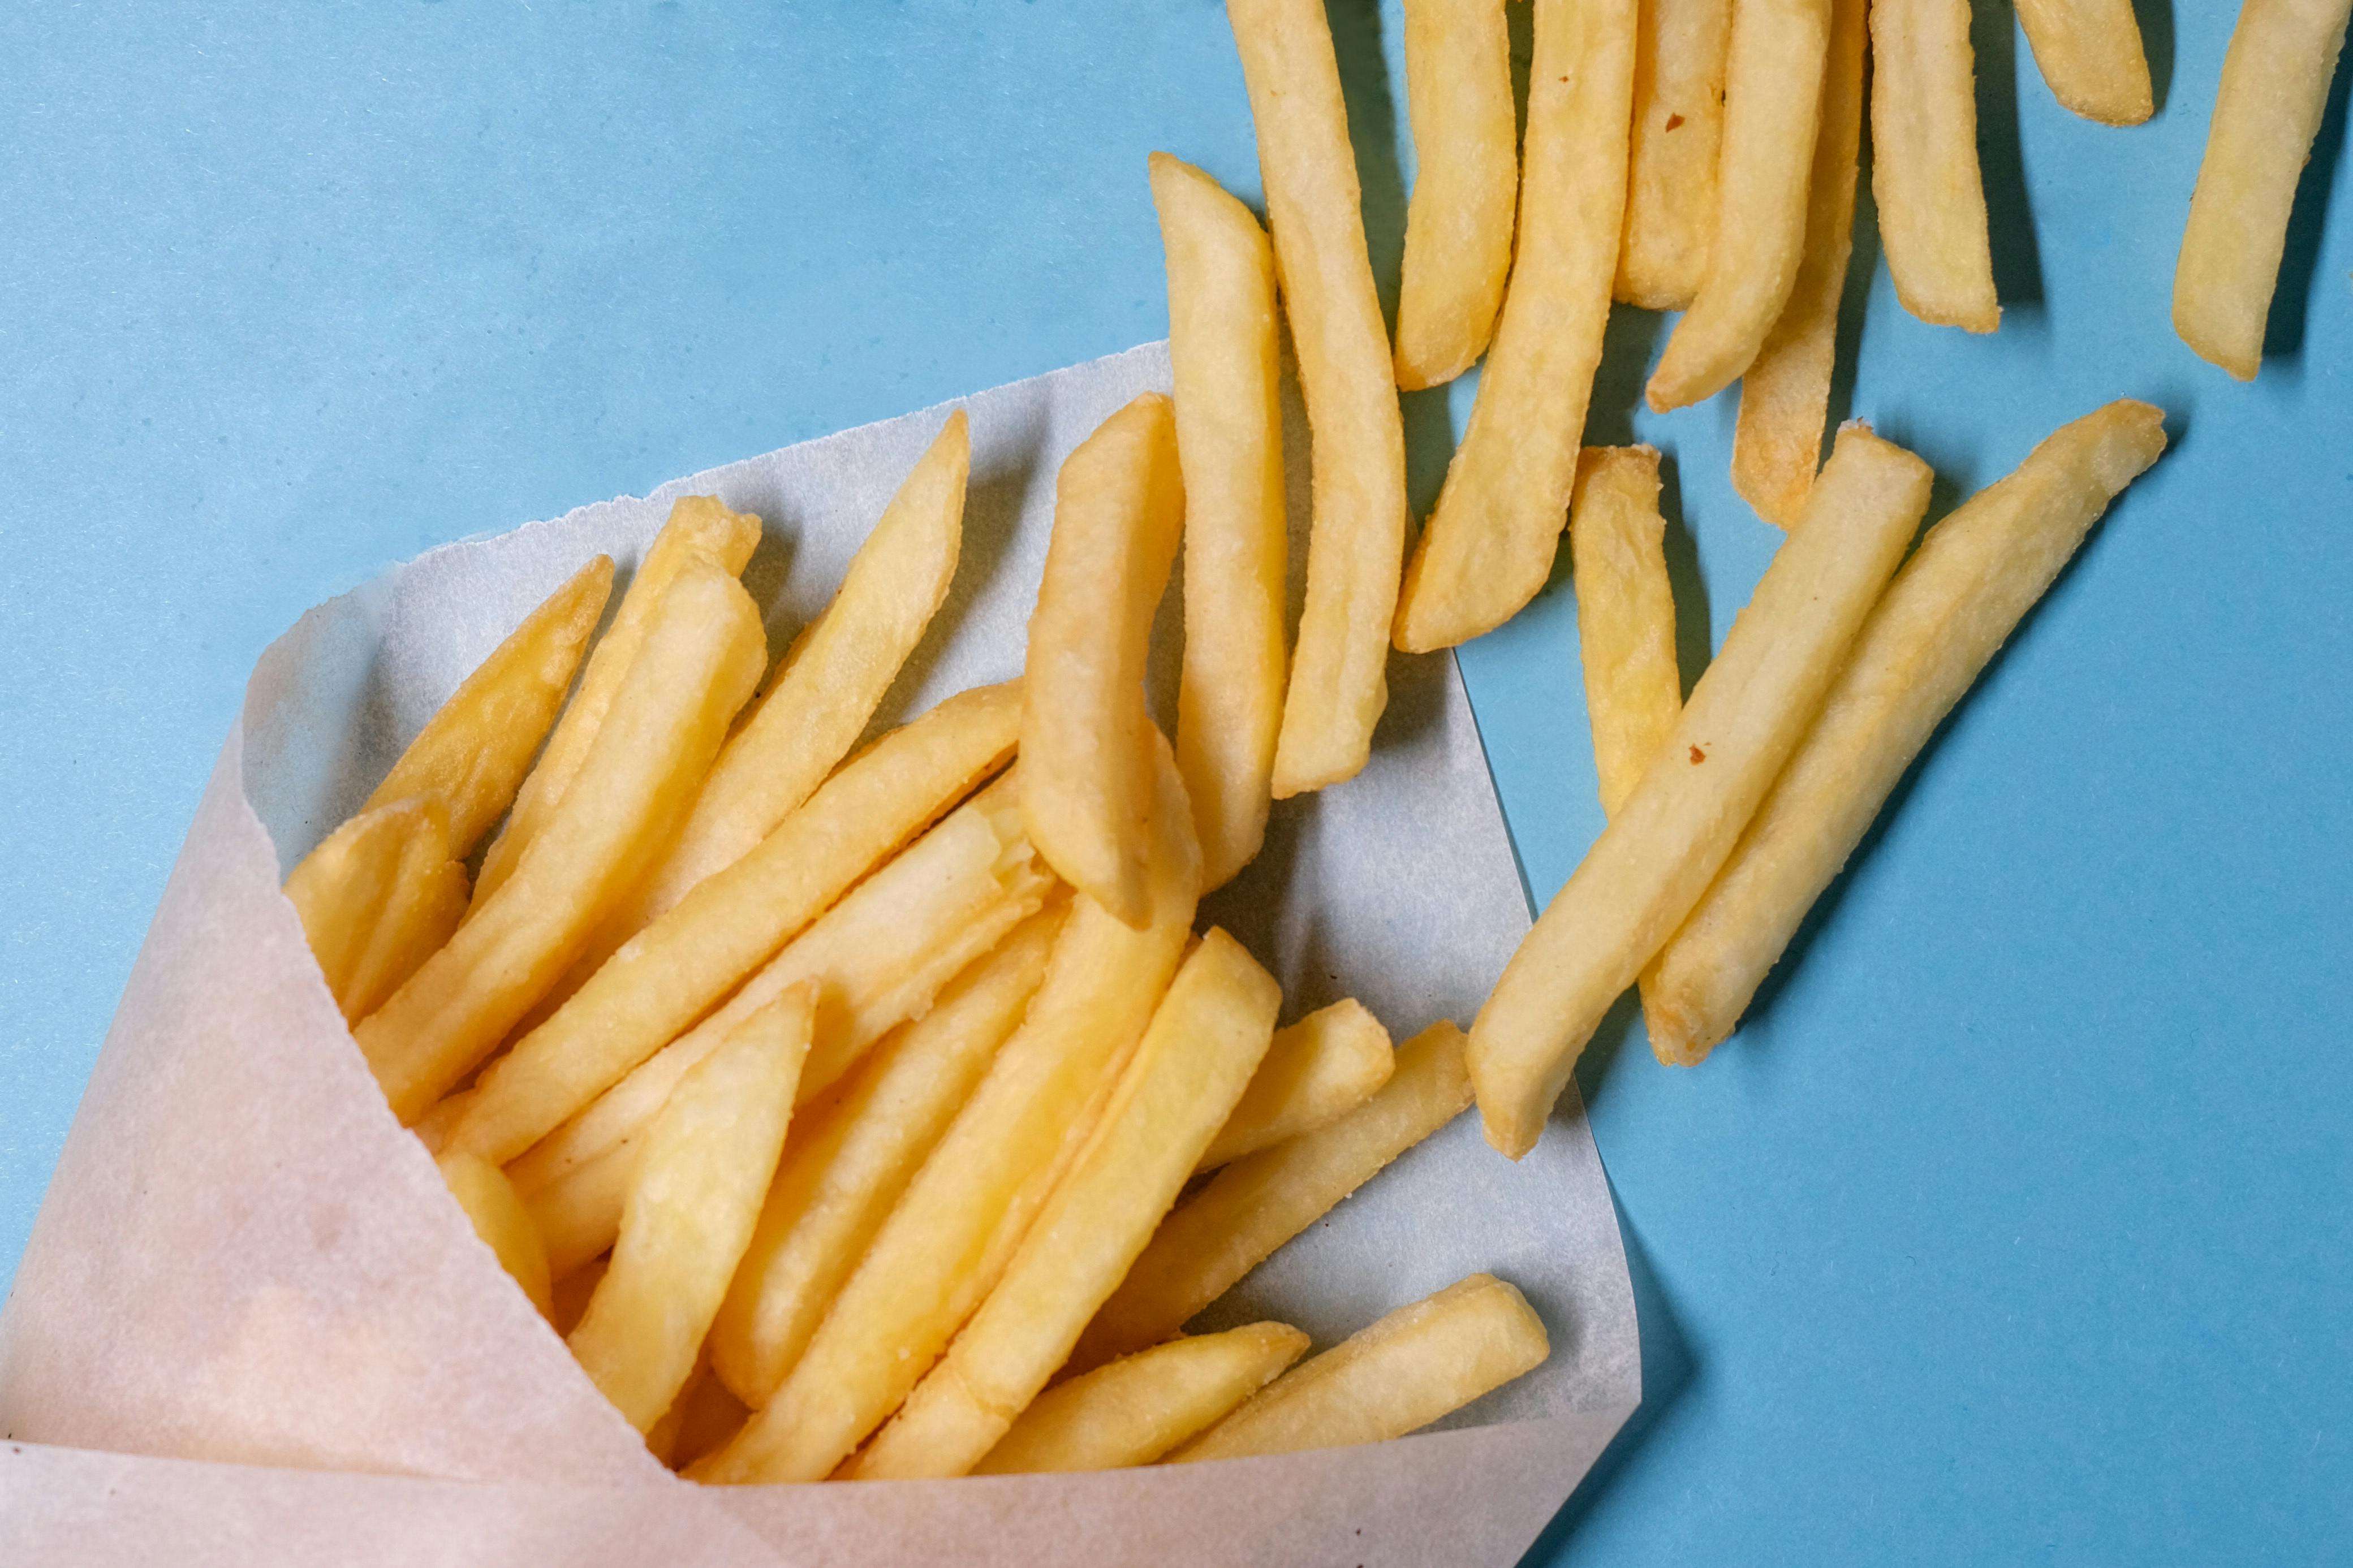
(3, 3, 2347, 1561)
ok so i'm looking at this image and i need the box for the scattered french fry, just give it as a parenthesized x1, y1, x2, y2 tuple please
(2015, 0, 2154, 127)
(1020, 394, 1185, 927)
(1150, 154, 1289, 892)
(1072, 1020, 1472, 1373)
(849, 928, 1282, 1479)
(1869, 0, 2001, 334)
(284, 797, 466, 1025)
(1393, 0, 1639, 652)
(1570, 448, 1683, 820)
(1468, 426, 1932, 1156)
(1645, 0, 1832, 411)
(1618, 0, 1734, 311)
(1648, 401, 2168, 1062)
(567, 983, 815, 1433)
(1167, 1274, 1548, 1462)
(435, 1151, 553, 1319)
(1392, 0, 1518, 388)
(2174, 0, 2353, 380)
(1227, 0, 1410, 796)
(1197, 997, 1393, 1172)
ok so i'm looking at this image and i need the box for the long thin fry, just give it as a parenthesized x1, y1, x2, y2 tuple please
(2015, 0, 2154, 126)
(1467, 426, 1931, 1156)
(1647, 401, 2167, 1062)
(284, 798, 466, 1025)
(1570, 448, 1683, 820)
(1228, 0, 1410, 796)
(1617, 0, 1734, 311)
(1392, 0, 1518, 388)
(1869, 0, 2001, 334)
(1393, 0, 1639, 653)
(436, 1151, 553, 1319)
(1197, 997, 1393, 1172)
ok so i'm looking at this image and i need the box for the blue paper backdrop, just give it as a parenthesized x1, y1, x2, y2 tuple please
(2, 3, 2346, 1562)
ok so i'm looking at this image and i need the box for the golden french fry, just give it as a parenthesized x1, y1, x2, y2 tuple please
(436, 1151, 553, 1319)
(358, 556, 613, 858)
(1020, 394, 1185, 926)
(1618, 0, 1734, 311)
(971, 1323, 1309, 1474)
(283, 797, 463, 1024)
(1167, 1274, 1548, 1462)
(356, 565, 767, 1122)
(709, 904, 1067, 1408)
(568, 983, 815, 1433)
(1150, 154, 1290, 891)
(1074, 1020, 1471, 1372)
(1393, 0, 1639, 653)
(527, 1137, 634, 1281)
(2174, 0, 2353, 380)
(2015, 0, 2154, 126)
(1645, 0, 1832, 411)
(1648, 401, 2167, 1062)
(1197, 997, 1393, 1172)
(1468, 426, 1931, 1156)
(474, 496, 762, 907)
(1731, 0, 1866, 526)
(695, 737, 1201, 1485)
(1570, 448, 1683, 820)
(850, 929, 1282, 1479)
(1227, 0, 1410, 796)
(445, 683, 1019, 1165)
(1392, 0, 1518, 388)
(1869, 0, 2000, 334)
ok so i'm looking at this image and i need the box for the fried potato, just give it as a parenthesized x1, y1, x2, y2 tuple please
(568, 983, 815, 1434)
(1617, 0, 1734, 311)
(527, 1137, 634, 1281)
(1167, 1274, 1547, 1462)
(356, 564, 766, 1122)
(1150, 154, 1289, 892)
(1731, 0, 1866, 526)
(284, 797, 467, 1025)
(1020, 394, 1185, 926)
(971, 1323, 1308, 1474)
(1197, 997, 1393, 1172)
(1869, 0, 2000, 334)
(849, 929, 1281, 1479)
(1645, 0, 1832, 411)
(1468, 426, 1930, 1156)
(695, 738, 1201, 1485)
(1072, 1020, 1471, 1372)
(2015, 0, 2153, 127)
(1227, 0, 1410, 796)
(436, 1151, 553, 1318)
(2173, 0, 2352, 380)
(709, 905, 1067, 1408)
(1392, 0, 1518, 388)
(1647, 401, 2167, 1062)
(1392, 0, 1639, 653)
(445, 683, 1019, 1166)
(1570, 448, 1683, 820)
(475, 496, 762, 906)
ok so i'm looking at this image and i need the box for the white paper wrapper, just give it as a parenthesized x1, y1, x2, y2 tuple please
(0, 343, 1637, 1566)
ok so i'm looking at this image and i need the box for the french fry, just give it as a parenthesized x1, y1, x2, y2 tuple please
(1020, 394, 1185, 926)
(283, 797, 466, 1025)
(1731, 0, 1866, 526)
(1197, 997, 1393, 1172)
(1072, 1020, 1472, 1372)
(1648, 401, 2168, 1062)
(849, 929, 1282, 1479)
(971, 1323, 1309, 1474)
(353, 556, 613, 859)
(1570, 448, 1683, 820)
(474, 496, 762, 907)
(568, 983, 815, 1433)
(1468, 426, 1931, 1156)
(695, 737, 1202, 1485)
(2174, 0, 2353, 380)
(1645, 0, 1832, 411)
(356, 564, 767, 1122)
(1391, 0, 1518, 388)
(1392, 0, 1639, 653)
(527, 1137, 633, 1281)
(1869, 0, 2001, 334)
(1617, 0, 1734, 311)
(1150, 154, 1290, 892)
(1227, 0, 1411, 796)
(2015, 0, 2154, 126)
(709, 904, 1068, 1408)
(442, 683, 1019, 1165)
(1167, 1274, 1548, 1462)
(435, 1151, 552, 1319)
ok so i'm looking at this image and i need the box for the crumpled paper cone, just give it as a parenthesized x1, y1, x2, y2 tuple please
(0, 343, 1639, 1566)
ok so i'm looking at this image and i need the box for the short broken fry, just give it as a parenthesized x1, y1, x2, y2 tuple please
(974, 1323, 1309, 1475)
(1392, 0, 1519, 387)
(1570, 447, 1683, 820)
(2015, 0, 2153, 127)
(1197, 997, 1394, 1172)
